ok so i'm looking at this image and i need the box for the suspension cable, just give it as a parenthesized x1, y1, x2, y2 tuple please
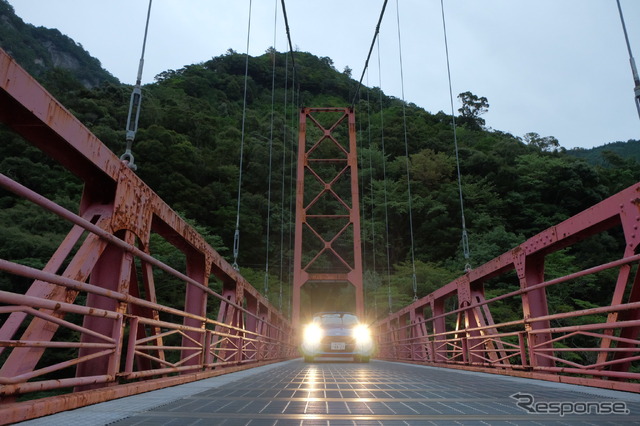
(375, 38, 394, 314)
(351, 0, 390, 107)
(279, 51, 290, 311)
(366, 69, 378, 318)
(441, 0, 471, 272)
(120, 0, 153, 171)
(395, 0, 418, 300)
(280, 0, 297, 70)
(357, 85, 368, 315)
(280, 0, 298, 316)
(287, 69, 298, 317)
(263, 0, 279, 299)
(616, 0, 640, 119)
(232, 0, 253, 271)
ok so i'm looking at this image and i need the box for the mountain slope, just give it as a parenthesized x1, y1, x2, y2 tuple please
(0, 0, 118, 88)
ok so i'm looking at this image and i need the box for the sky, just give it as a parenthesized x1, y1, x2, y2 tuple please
(7, 0, 640, 149)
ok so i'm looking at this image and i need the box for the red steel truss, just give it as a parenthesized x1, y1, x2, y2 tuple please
(292, 108, 364, 327)
(374, 182, 640, 392)
(0, 48, 295, 424)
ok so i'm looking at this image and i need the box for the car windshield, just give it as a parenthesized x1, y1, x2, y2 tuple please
(315, 313, 359, 327)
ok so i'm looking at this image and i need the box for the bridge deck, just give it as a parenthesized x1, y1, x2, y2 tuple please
(20, 360, 640, 425)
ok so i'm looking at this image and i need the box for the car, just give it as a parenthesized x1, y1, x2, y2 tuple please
(300, 312, 374, 363)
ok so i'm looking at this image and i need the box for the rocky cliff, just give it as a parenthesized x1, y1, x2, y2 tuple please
(0, 0, 118, 88)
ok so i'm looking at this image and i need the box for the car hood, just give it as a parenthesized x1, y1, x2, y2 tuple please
(323, 325, 354, 336)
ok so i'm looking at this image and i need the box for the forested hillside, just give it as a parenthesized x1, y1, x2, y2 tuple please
(1, 0, 640, 321)
(567, 139, 640, 165)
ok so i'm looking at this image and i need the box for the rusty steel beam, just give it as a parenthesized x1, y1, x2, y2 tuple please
(0, 47, 295, 423)
(375, 182, 640, 393)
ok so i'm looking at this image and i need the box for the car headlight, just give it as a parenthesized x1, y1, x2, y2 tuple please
(352, 324, 371, 344)
(303, 323, 323, 346)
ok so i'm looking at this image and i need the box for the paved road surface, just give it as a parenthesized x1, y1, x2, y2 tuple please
(21, 359, 640, 425)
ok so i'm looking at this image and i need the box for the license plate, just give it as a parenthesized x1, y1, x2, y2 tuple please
(331, 342, 346, 350)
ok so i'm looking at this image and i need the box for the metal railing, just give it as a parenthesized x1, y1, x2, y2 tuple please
(0, 48, 296, 424)
(375, 181, 640, 393)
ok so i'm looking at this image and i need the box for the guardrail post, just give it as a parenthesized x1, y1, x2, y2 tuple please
(214, 278, 240, 365)
(203, 330, 213, 366)
(410, 309, 428, 361)
(75, 230, 136, 391)
(431, 298, 447, 362)
(518, 331, 529, 368)
(243, 294, 258, 361)
(515, 250, 554, 369)
(125, 316, 139, 374)
(182, 252, 210, 371)
(461, 335, 469, 364)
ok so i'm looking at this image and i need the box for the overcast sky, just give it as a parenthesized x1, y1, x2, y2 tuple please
(8, 0, 640, 149)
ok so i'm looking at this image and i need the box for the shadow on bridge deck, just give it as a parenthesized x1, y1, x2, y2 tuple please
(19, 360, 640, 425)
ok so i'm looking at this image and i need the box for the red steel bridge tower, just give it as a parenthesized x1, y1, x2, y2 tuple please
(292, 108, 364, 327)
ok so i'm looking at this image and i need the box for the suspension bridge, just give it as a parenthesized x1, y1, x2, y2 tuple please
(3, 0, 640, 424)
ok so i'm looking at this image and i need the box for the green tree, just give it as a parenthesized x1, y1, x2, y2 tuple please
(457, 91, 489, 129)
(523, 132, 561, 152)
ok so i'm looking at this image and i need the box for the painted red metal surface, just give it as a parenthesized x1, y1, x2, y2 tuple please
(292, 108, 364, 327)
(374, 182, 640, 392)
(0, 48, 295, 424)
